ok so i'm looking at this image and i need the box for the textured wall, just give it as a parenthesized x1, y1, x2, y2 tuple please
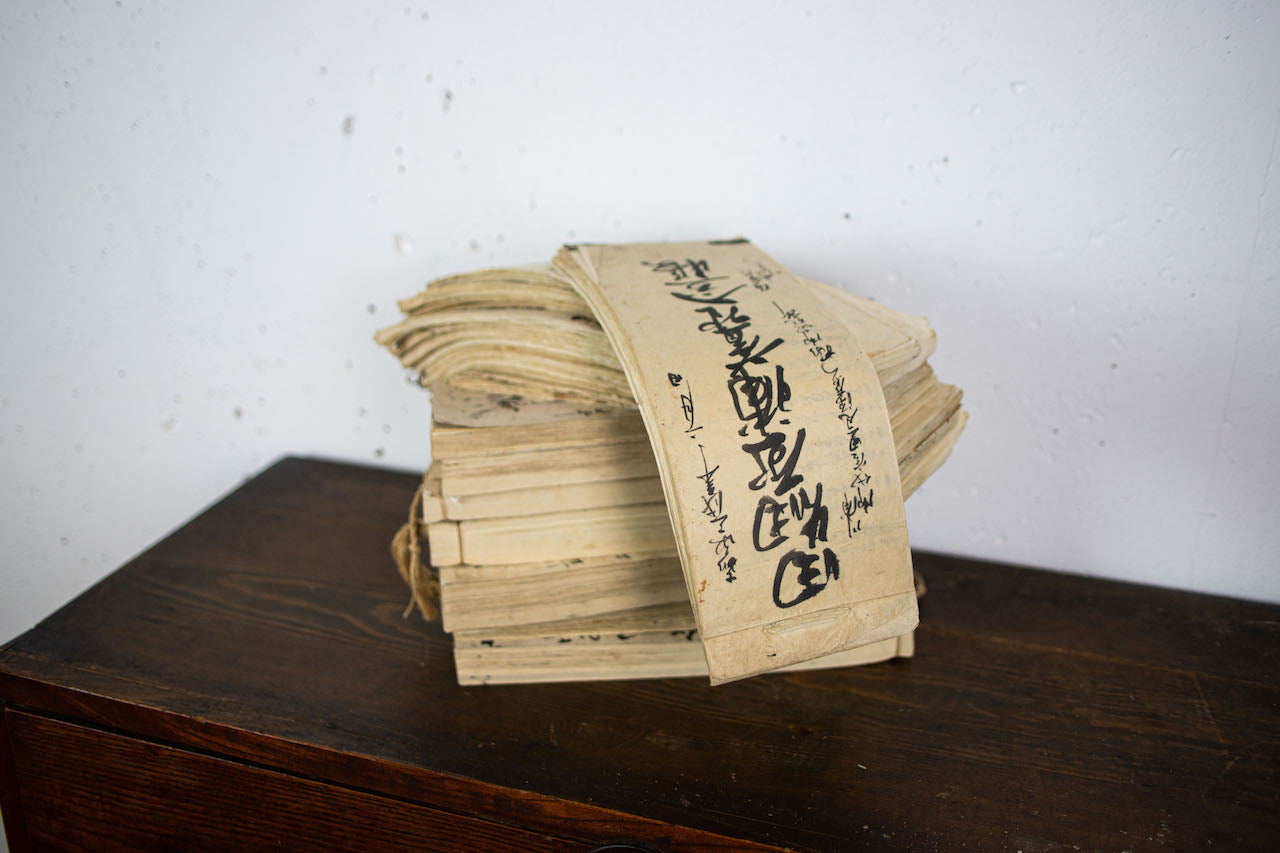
(2, 0, 1278, 650)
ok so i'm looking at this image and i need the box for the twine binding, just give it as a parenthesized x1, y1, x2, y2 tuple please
(391, 477, 440, 621)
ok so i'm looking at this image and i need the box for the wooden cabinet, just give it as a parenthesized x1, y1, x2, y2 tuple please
(2, 458, 1277, 851)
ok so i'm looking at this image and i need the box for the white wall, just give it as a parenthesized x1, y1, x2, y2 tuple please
(2, 0, 1278, 651)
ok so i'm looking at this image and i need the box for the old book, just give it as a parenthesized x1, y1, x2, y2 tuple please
(455, 607, 915, 685)
(425, 382, 961, 568)
(375, 265, 935, 427)
(423, 364, 955, 523)
(439, 553, 685, 633)
(453, 632, 912, 686)
(434, 408, 966, 632)
(430, 358, 962, 630)
(377, 243, 967, 685)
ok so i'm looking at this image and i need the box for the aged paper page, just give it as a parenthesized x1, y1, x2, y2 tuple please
(554, 240, 916, 683)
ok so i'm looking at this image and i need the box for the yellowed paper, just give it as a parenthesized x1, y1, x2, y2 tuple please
(554, 239, 916, 683)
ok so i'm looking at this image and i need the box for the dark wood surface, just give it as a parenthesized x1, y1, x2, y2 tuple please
(6, 711, 583, 852)
(2, 457, 1277, 851)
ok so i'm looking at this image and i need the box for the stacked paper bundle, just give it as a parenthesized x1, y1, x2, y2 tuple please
(377, 262, 966, 684)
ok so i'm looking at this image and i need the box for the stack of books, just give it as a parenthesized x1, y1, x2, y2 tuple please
(377, 262, 966, 684)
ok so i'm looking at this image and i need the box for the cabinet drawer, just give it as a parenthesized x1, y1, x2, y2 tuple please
(4, 710, 586, 851)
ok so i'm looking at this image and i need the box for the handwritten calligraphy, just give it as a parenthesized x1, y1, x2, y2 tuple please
(648, 258, 839, 609)
(670, 370, 732, 581)
(773, 300, 874, 521)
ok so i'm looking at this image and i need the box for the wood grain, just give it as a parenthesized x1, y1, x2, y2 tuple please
(1, 457, 1277, 851)
(6, 710, 584, 852)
